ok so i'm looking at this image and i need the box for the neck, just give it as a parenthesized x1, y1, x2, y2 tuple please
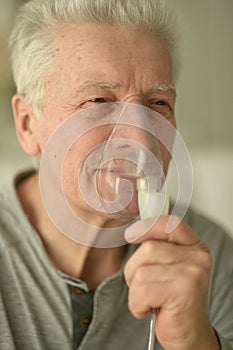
(16, 172, 127, 290)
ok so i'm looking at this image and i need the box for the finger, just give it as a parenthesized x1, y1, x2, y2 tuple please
(127, 264, 210, 319)
(124, 215, 201, 246)
(124, 240, 195, 286)
(124, 244, 212, 288)
(125, 263, 180, 287)
(128, 279, 170, 319)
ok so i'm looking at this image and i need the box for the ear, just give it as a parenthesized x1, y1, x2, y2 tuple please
(12, 94, 41, 156)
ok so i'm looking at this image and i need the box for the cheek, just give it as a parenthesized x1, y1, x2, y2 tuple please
(35, 119, 64, 152)
(60, 141, 92, 207)
(36, 130, 51, 151)
(60, 127, 109, 182)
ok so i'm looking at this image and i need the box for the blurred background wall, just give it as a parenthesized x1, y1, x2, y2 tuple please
(0, 0, 233, 236)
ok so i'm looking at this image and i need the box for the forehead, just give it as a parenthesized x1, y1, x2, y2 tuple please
(42, 22, 175, 112)
(53, 22, 173, 80)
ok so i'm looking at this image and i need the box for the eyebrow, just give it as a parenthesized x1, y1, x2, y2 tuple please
(148, 82, 176, 94)
(77, 80, 176, 95)
(78, 81, 121, 90)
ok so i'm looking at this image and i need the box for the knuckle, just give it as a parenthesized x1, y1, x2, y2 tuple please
(135, 283, 151, 301)
(188, 265, 207, 285)
(128, 299, 139, 318)
(197, 250, 213, 272)
(134, 266, 148, 284)
(141, 240, 156, 256)
(128, 284, 149, 318)
(175, 264, 210, 299)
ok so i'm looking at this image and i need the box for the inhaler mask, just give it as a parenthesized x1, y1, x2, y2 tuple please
(39, 102, 182, 248)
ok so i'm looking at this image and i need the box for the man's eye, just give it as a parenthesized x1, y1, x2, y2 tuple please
(79, 97, 111, 109)
(147, 98, 173, 118)
(148, 99, 171, 111)
(91, 97, 108, 103)
(152, 99, 167, 106)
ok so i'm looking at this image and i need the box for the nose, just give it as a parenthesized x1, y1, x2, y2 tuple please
(107, 102, 160, 155)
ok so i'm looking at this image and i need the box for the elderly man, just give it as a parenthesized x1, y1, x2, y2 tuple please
(0, 0, 232, 349)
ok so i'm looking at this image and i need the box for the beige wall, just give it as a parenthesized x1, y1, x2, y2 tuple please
(0, 0, 233, 235)
(165, 0, 233, 236)
(172, 0, 233, 148)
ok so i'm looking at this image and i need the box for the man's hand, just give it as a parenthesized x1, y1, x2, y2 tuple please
(124, 216, 220, 350)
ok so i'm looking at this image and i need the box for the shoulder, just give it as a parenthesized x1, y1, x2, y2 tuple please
(0, 184, 20, 256)
(0, 173, 35, 257)
(184, 206, 233, 271)
(184, 206, 233, 243)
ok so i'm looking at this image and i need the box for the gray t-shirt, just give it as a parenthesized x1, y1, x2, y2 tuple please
(0, 174, 232, 350)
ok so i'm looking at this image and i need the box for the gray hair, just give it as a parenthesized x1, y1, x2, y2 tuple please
(9, 0, 180, 114)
